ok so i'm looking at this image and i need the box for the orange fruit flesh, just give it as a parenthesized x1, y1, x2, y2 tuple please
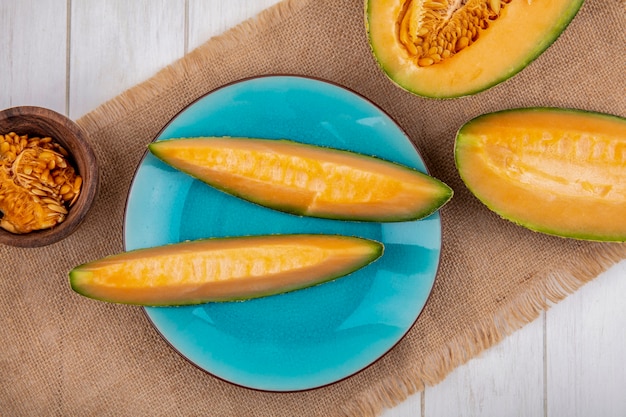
(456, 109, 626, 241)
(367, 0, 584, 98)
(149, 137, 452, 221)
(70, 235, 383, 305)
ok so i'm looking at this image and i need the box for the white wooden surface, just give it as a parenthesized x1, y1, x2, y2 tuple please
(2, 1, 625, 416)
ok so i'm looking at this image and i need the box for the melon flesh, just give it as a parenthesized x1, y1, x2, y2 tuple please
(455, 108, 626, 241)
(69, 234, 383, 305)
(149, 137, 452, 222)
(366, 0, 584, 98)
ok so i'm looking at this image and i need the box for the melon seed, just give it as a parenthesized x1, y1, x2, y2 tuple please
(396, 0, 506, 66)
(489, 0, 501, 14)
(456, 36, 470, 52)
(0, 132, 82, 234)
(418, 57, 435, 67)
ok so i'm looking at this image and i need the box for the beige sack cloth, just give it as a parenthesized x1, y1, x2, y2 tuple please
(1, 0, 625, 415)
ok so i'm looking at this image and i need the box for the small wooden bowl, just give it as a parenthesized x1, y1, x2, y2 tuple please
(0, 106, 99, 247)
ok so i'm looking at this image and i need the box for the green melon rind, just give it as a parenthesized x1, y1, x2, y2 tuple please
(149, 138, 453, 222)
(364, 0, 585, 99)
(69, 234, 384, 306)
(454, 107, 626, 242)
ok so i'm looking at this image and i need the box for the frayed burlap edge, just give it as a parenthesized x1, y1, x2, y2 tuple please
(339, 243, 626, 417)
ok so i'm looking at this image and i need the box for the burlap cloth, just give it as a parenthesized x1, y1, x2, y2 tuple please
(1, 0, 625, 415)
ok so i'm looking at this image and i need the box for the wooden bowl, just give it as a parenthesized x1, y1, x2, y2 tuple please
(0, 106, 99, 247)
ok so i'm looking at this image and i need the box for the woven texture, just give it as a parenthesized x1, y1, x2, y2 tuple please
(1, 0, 625, 415)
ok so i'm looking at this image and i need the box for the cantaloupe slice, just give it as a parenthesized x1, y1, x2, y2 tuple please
(148, 137, 452, 222)
(366, 0, 584, 98)
(69, 234, 383, 306)
(455, 108, 626, 241)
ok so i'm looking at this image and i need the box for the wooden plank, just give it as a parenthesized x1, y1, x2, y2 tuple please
(0, 0, 67, 113)
(423, 315, 544, 417)
(68, 0, 186, 118)
(187, 0, 283, 51)
(546, 260, 626, 417)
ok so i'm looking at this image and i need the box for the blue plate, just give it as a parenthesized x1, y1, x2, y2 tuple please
(124, 75, 441, 392)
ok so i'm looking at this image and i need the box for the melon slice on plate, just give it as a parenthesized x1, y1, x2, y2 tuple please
(149, 137, 452, 222)
(69, 234, 383, 306)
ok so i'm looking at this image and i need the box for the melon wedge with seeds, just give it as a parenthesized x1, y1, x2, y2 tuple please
(366, 0, 584, 98)
(148, 137, 452, 222)
(69, 234, 383, 306)
(455, 107, 626, 241)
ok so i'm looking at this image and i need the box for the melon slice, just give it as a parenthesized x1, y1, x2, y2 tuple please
(455, 107, 626, 241)
(366, 0, 584, 98)
(148, 137, 452, 222)
(69, 234, 383, 306)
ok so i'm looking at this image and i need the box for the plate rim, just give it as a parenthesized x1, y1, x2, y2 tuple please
(123, 74, 444, 392)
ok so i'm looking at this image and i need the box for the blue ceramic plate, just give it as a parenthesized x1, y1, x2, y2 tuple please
(124, 76, 441, 392)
